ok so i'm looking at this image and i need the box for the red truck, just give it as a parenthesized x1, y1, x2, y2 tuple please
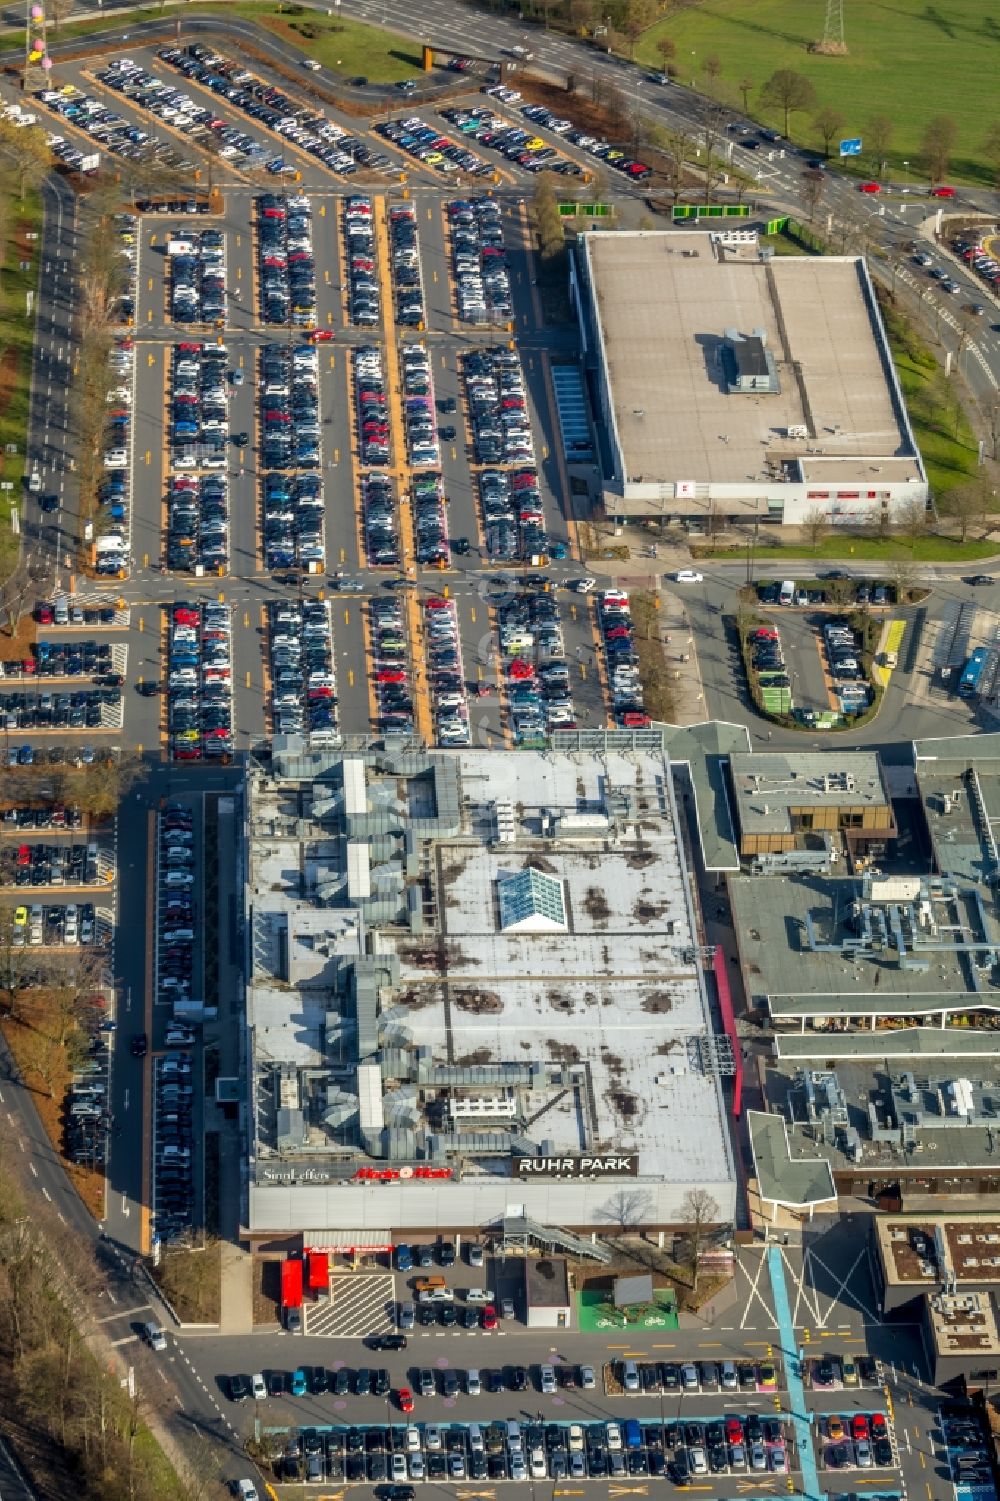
(281, 1256, 303, 1330)
(307, 1250, 329, 1295)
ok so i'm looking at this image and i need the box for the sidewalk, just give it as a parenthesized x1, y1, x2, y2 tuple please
(213, 794, 255, 1335)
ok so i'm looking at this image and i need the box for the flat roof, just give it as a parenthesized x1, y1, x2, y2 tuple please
(730, 752, 889, 837)
(876, 1215, 1000, 1287)
(525, 1256, 571, 1307)
(927, 1290, 1000, 1357)
(729, 874, 1000, 1019)
(244, 744, 735, 1200)
(747, 1110, 837, 1209)
(765, 1062, 1000, 1174)
(660, 720, 750, 872)
(775, 1027, 1000, 1061)
(584, 232, 921, 488)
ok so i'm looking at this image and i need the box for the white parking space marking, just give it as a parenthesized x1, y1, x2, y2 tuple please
(305, 1272, 396, 1338)
(735, 1247, 777, 1330)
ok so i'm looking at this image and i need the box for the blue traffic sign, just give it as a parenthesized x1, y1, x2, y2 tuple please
(839, 137, 863, 156)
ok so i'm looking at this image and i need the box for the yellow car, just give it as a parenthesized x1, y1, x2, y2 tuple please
(14, 906, 27, 926)
(827, 1416, 844, 1442)
(423, 151, 443, 166)
(525, 137, 545, 151)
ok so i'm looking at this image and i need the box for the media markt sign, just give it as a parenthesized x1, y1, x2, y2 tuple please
(515, 1154, 638, 1179)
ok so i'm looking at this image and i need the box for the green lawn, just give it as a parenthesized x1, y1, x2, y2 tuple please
(214, 4, 423, 81)
(637, 0, 999, 185)
(39, 4, 424, 84)
(877, 299, 980, 500)
(578, 1286, 679, 1333)
(0, 186, 43, 586)
(736, 535, 1000, 562)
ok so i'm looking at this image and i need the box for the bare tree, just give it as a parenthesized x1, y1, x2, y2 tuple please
(655, 34, 676, 71)
(760, 69, 816, 139)
(921, 114, 958, 183)
(946, 477, 993, 541)
(680, 1187, 719, 1293)
(801, 167, 827, 222)
(569, 0, 600, 29)
(894, 496, 930, 549)
(702, 53, 723, 90)
(0, 116, 51, 200)
(983, 122, 1000, 188)
(813, 105, 846, 158)
(598, 1188, 655, 1234)
(738, 76, 753, 113)
(622, 0, 657, 59)
(802, 505, 828, 549)
(47, 0, 73, 31)
(866, 113, 893, 171)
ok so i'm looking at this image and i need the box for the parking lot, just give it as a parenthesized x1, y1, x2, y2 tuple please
(103, 163, 610, 755)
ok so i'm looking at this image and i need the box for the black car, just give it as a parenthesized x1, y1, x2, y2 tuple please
(967, 575, 993, 586)
(485, 1367, 503, 1394)
(130, 1032, 148, 1058)
(228, 1374, 251, 1402)
(438, 1241, 456, 1266)
(509, 1365, 528, 1391)
(368, 1333, 407, 1351)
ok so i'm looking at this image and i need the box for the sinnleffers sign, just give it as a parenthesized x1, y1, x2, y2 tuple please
(515, 1154, 638, 1179)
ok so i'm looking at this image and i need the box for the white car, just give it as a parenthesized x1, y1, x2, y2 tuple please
(234, 1483, 258, 1501)
(250, 1373, 266, 1401)
(575, 576, 596, 593)
(674, 569, 704, 583)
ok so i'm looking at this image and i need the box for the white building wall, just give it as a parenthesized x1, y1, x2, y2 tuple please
(526, 1305, 568, 1330)
(250, 1175, 738, 1236)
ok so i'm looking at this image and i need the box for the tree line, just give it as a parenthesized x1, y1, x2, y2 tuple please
(0, 1165, 195, 1501)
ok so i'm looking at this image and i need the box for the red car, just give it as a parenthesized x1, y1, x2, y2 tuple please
(309, 330, 335, 342)
(173, 607, 200, 626)
(36, 603, 54, 624)
(481, 1306, 497, 1332)
(396, 1387, 414, 1414)
(725, 1417, 743, 1445)
(871, 1413, 888, 1440)
(16, 844, 30, 866)
(858, 181, 881, 194)
(851, 1415, 869, 1442)
(930, 185, 955, 198)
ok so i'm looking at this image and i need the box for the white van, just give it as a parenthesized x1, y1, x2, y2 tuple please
(779, 579, 796, 605)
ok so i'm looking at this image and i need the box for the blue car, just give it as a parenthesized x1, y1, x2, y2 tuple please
(290, 1368, 308, 1396)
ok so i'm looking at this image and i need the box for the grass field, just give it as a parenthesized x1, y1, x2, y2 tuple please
(877, 297, 980, 500)
(0, 186, 43, 587)
(637, 0, 999, 185)
(736, 534, 1000, 561)
(37, 3, 424, 84)
(218, 5, 423, 81)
